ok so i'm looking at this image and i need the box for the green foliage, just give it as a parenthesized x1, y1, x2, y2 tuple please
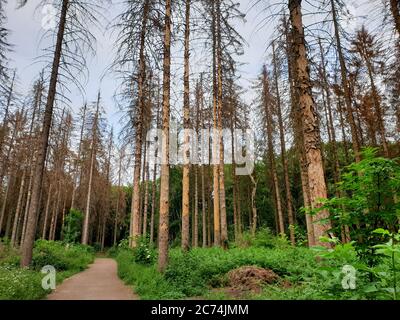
(235, 227, 290, 249)
(319, 148, 400, 264)
(0, 266, 50, 300)
(31, 240, 94, 272)
(133, 236, 157, 265)
(62, 209, 83, 244)
(116, 249, 184, 299)
(367, 229, 400, 299)
(0, 240, 95, 300)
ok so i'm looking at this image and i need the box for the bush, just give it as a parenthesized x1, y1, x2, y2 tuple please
(133, 236, 157, 265)
(0, 240, 95, 300)
(116, 249, 184, 299)
(31, 240, 94, 272)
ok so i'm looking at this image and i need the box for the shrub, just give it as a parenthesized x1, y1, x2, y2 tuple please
(31, 240, 94, 272)
(133, 236, 157, 265)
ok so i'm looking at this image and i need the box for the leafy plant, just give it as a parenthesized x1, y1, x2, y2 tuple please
(133, 236, 157, 265)
(318, 148, 400, 265)
(369, 229, 400, 300)
(62, 209, 83, 244)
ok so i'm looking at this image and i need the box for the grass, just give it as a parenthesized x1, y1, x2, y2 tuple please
(0, 239, 95, 300)
(114, 230, 381, 300)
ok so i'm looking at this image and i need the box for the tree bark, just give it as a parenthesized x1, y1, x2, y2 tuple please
(331, 0, 361, 162)
(181, 0, 191, 252)
(390, 0, 400, 36)
(129, 0, 151, 248)
(158, 0, 172, 273)
(289, 0, 331, 246)
(216, 0, 228, 248)
(272, 42, 295, 244)
(262, 66, 285, 236)
(21, 0, 69, 267)
(82, 93, 100, 245)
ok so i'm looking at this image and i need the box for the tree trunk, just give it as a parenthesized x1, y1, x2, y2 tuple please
(21, 0, 69, 267)
(71, 104, 87, 210)
(82, 93, 100, 245)
(331, 0, 361, 162)
(390, 0, 400, 35)
(272, 42, 295, 244)
(216, 0, 228, 248)
(181, 0, 191, 252)
(289, 0, 331, 246)
(158, 0, 172, 273)
(0, 175, 11, 235)
(42, 183, 53, 239)
(129, 0, 151, 248)
(142, 151, 150, 237)
(262, 66, 285, 236)
(11, 171, 26, 246)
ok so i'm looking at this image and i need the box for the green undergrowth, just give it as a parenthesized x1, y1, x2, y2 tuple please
(114, 229, 400, 300)
(0, 239, 95, 300)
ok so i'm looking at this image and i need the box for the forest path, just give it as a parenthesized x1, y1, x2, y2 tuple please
(46, 258, 138, 300)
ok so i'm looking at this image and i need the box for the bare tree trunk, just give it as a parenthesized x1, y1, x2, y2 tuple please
(42, 183, 53, 239)
(158, 0, 172, 272)
(21, 0, 69, 267)
(114, 146, 124, 246)
(330, 0, 361, 162)
(250, 174, 257, 236)
(142, 153, 150, 237)
(71, 104, 87, 210)
(129, 0, 151, 248)
(365, 57, 389, 157)
(272, 42, 295, 244)
(289, 0, 331, 246)
(181, 0, 191, 252)
(216, 0, 228, 248)
(149, 114, 160, 246)
(0, 176, 11, 235)
(390, 0, 400, 35)
(82, 93, 100, 245)
(11, 171, 26, 246)
(262, 66, 285, 235)
(283, 14, 315, 245)
(0, 70, 16, 155)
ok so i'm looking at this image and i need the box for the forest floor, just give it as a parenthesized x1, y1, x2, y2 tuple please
(46, 258, 138, 300)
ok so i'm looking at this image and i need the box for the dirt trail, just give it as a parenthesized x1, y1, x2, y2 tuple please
(47, 258, 138, 300)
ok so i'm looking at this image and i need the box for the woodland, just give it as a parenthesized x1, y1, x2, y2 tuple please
(0, 0, 400, 300)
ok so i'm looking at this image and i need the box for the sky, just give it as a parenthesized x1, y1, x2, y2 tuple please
(4, 0, 377, 136)
(4, 1, 269, 130)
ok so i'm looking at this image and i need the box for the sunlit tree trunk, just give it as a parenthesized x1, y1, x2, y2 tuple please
(289, 0, 331, 246)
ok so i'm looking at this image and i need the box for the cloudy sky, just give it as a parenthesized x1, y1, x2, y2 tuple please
(4, 0, 377, 135)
